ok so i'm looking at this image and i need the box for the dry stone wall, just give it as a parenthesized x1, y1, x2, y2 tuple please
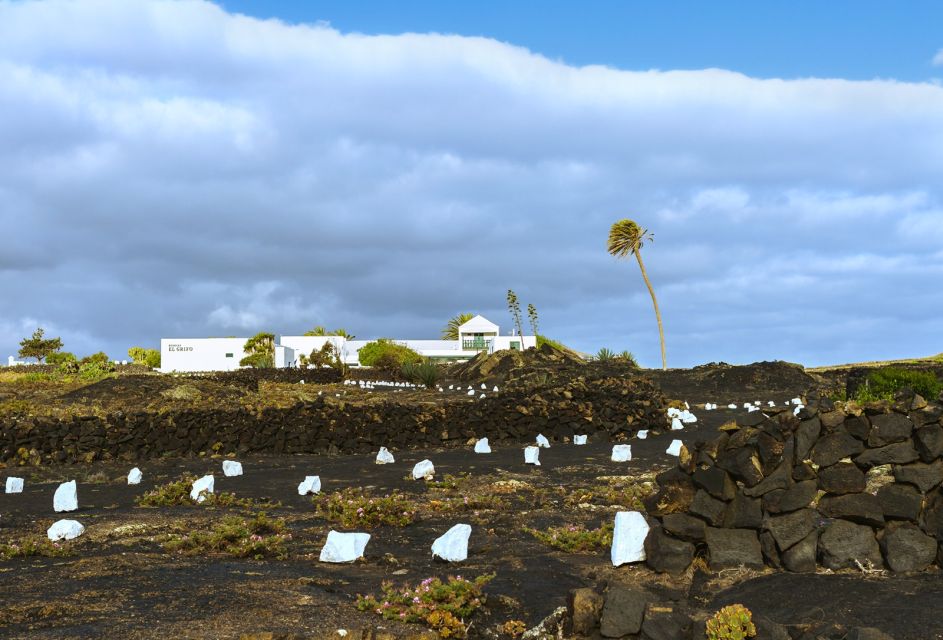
(0, 374, 664, 465)
(643, 392, 943, 574)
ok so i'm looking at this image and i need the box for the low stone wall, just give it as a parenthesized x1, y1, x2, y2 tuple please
(643, 392, 943, 574)
(0, 375, 664, 465)
(177, 367, 342, 389)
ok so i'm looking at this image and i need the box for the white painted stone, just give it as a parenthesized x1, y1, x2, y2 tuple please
(127, 468, 143, 485)
(375, 447, 395, 464)
(727, 403, 737, 409)
(431, 523, 472, 562)
(667, 407, 681, 418)
(793, 405, 804, 415)
(742, 403, 751, 409)
(492, 386, 499, 392)
(611, 444, 632, 462)
(479, 393, 486, 399)
(791, 397, 802, 405)
(665, 440, 684, 457)
(524, 446, 541, 465)
(190, 474, 214, 502)
(319, 530, 370, 563)
(298, 475, 321, 495)
(573, 434, 588, 445)
(610, 511, 650, 566)
(474, 438, 491, 453)
(680, 410, 697, 424)
(671, 418, 684, 431)
(47, 519, 85, 541)
(412, 459, 435, 480)
(5, 477, 24, 493)
(747, 405, 759, 413)
(768, 401, 775, 407)
(535, 434, 550, 448)
(467, 389, 475, 396)
(53, 480, 78, 513)
(637, 430, 648, 439)
(481, 383, 486, 389)
(222, 460, 243, 477)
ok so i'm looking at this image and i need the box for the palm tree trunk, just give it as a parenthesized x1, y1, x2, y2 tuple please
(634, 250, 667, 370)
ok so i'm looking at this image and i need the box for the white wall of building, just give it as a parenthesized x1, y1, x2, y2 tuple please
(159, 338, 248, 373)
(279, 336, 345, 366)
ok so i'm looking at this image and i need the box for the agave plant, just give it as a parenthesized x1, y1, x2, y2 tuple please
(595, 348, 616, 362)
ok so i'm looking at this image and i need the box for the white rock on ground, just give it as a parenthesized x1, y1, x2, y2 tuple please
(665, 440, 684, 457)
(524, 446, 541, 465)
(474, 438, 491, 453)
(492, 386, 499, 392)
(431, 523, 472, 562)
(375, 447, 395, 464)
(610, 511, 650, 566)
(412, 459, 435, 480)
(190, 475, 214, 502)
(535, 434, 551, 448)
(319, 530, 370, 563)
(573, 434, 588, 445)
(611, 444, 632, 462)
(53, 480, 78, 512)
(671, 418, 684, 431)
(47, 519, 85, 541)
(680, 410, 697, 423)
(222, 460, 243, 477)
(636, 430, 649, 440)
(727, 403, 737, 409)
(298, 476, 321, 495)
(127, 468, 143, 485)
(5, 477, 24, 493)
(467, 389, 475, 396)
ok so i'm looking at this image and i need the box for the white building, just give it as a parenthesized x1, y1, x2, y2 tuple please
(159, 315, 536, 373)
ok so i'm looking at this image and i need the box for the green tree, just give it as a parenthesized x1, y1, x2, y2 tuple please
(358, 339, 422, 368)
(506, 290, 524, 337)
(128, 347, 160, 368)
(18, 328, 63, 363)
(46, 351, 77, 366)
(304, 326, 355, 339)
(441, 312, 474, 340)
(607, 219, 667, 370)
(526, 303, 539, 336)
(240, 332, 275, 368)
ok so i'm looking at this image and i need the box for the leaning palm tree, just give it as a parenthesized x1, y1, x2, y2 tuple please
(607, 219, 666, 370)
(441, 312, 474, 340)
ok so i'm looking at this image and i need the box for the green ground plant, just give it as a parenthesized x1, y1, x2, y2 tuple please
(356, 574, 494, 638)
(313, 488, 418, 528)
(705, 604, 757, 640)
(163, 512, 291, 559)
(136, 475, 280, 509)
(523, 522, 613, 553)
(401, 359, 441, 388)
(0, 536, 73, 560)
(855, 367, 942, 402)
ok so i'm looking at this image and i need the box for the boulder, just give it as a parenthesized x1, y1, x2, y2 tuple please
(47, 519, 85, 541)
(811, 433, 864, 468)
(818, 462, 866, 494)
(716, 447, 764, 487)
(431, 523, 471, 562)
(705, 527, 763, 569)
(920, 488, 943, 538)
(610, 511, 650, 566)
(818, 493, 884, 527)
(690, 490, 727, 526)
(876, 483, 922, 522)
(661, 513, 707, 542)
(855, 441, 919, 467)
(880, 522, 936, 572)
(568, 588, 603, 636)
(644, 526, 694, 574)
(474, 438, 492, 453)
(723, 493, 763, 529)
(53, 480, 78, 513)
(222, 460, 243, 477)
(644, 469, 696, 516)
(319, 530, 370, 563)
(759, 530, 782, 568)
(412, 459, 435, 480)
(524, 446, 541, 466)
(766, 508, 817, 551)
(867, 414, 914, 447)
(743, 458, 793, 497)
(844, 416, 871, 441)
(611, 444, 632, 462)
(5, 477, 24, 493)
(795, 418, 821, 461)
(640, 603, 690, 640)
(893, 460, 943, 493)
(913, 424, 943, 462)
(190, 474, 214, 502)
(765, 480, 817, 513)
(782, 530, 817, 573)
(297, 475, 321, 495)
(792, 460, 817, 481)
(375, 447, 395, 464)
(127, 468, 143, 485)
(692, 466, 736, 501)
(818, 520, 882, 570)
(599, 584, 648, 637)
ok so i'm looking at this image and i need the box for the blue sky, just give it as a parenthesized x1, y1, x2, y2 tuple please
(1, 0, 942, 368)
(223, 0, 943, 81)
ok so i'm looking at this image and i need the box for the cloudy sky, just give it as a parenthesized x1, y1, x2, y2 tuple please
(1, 0, 942, 368)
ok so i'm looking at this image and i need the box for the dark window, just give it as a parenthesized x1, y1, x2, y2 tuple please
(225, 353, 233, 358)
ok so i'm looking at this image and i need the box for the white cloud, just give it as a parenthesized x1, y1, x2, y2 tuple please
(0, 0, 941, 366)
(934, 49, 943, 66)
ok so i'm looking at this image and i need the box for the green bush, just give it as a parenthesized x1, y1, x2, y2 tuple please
(856, 367, 942, 402)
(239, 352, 273, 369)
(46, 351, 77, 367)
(402, 359, 440, 388)
(358, 339, 422, 369)
(80, 352, 111, 367)
(163, 512, 291, 559)
(524, 523, 613, 553)
(313, 487, 418, 528)
(595, 348, 615, 362)
(128, 347, 161, 368)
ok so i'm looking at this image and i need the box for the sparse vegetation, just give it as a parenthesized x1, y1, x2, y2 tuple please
(507, 290, 524, 339)
(855, 367, 941, 402)
(0, 536, 72, 560)
(524, 522, 613, 553)
(356, 574, 494, 638)
(135, 475, 280, 509)
(164, 512, 291, 559)
(313, 487, 418, 528)
(705, 604, 757, 640)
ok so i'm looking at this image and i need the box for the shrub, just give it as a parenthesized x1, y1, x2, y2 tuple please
(129, 347, 161, 368)
(136, 475, 279, 509)
(595, 348, 615, 362)
(313, 488, 418, 529)
(239, 352, 273, 369)
(358, 339, 422, 369)
(356, 574, 494, 638)
(705, 604, 756, 640)
(46, 351, 77, 367)
(856, 367, 942, 402)
(77, 352, 115, 379)
(0, 536, 72, 560)
(523, 523, 613, 553)
(402, 360, 441, 388)
(80, 351, 111, 367)
(164, 512, 291, 559)
(616, 350, 639, 367)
